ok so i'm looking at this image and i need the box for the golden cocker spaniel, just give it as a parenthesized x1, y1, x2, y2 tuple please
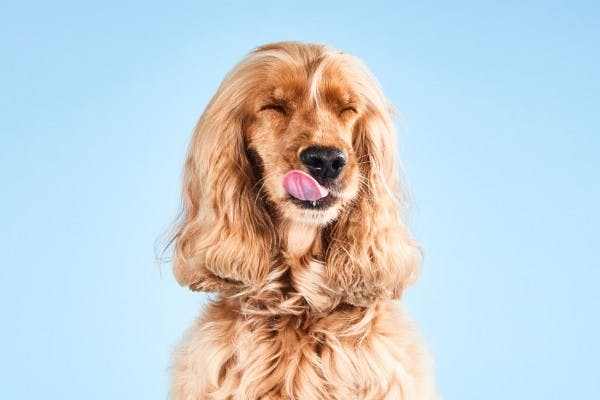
(168, 41, 438, 399)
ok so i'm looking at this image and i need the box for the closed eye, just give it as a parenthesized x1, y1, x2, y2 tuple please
(340, 106, 358, 116)
(260, 103, 287, 115)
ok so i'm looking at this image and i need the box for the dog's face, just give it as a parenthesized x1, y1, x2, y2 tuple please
(244, 62, 362, 225)
(170, 42, 421, 305)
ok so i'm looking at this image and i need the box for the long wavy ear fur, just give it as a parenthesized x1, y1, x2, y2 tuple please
(170, 67, 276, 290)
(324, 80, 421, 306)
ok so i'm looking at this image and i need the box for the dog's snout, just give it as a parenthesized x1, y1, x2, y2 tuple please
(300, 146, 347, 180)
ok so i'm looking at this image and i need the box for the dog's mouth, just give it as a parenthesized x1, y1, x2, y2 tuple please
(282, 169, 338, 210)
(289, 193, 337, 210)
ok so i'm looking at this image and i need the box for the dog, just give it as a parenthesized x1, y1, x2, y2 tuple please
(167, 41, 438, 399)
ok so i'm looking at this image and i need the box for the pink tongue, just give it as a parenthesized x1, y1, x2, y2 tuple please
(282, 170, 329, 201)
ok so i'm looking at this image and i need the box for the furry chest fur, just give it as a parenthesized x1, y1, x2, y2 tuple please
(170, 299, 436, 400)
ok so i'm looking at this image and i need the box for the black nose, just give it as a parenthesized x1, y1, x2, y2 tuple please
(300, 146, 347, 180)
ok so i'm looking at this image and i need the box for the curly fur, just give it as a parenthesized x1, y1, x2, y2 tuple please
(167, 42, 438, 399)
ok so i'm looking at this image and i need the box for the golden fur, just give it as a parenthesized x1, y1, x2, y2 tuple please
(168, 42, 438, 399)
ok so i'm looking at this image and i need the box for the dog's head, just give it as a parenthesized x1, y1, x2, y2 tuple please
(170, 42, 421, 306)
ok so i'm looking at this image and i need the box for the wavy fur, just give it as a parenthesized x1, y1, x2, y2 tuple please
(168, 42, 438, 399)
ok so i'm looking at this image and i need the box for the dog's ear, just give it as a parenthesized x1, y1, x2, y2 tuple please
(170, 83, 276, 292)
(324, 106, 422, 306)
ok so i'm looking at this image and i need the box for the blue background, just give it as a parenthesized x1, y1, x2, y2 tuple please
(1, 1, 598, 398)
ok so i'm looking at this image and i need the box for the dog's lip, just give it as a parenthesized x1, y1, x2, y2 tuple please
(289, 193, 337, 210)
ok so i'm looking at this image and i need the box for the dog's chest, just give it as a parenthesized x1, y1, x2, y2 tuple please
(208, 304, 418, 399)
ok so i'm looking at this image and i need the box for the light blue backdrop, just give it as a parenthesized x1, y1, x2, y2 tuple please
(1, 1, 598, 399)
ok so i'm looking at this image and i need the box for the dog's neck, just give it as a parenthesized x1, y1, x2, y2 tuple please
(279, 220, 342, 313)
(283, 221, 321, 258)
